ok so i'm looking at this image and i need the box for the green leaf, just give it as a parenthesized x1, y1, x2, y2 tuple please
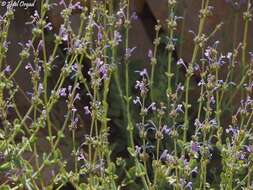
(0, 162, 11, 172)
(127, 147, 136, 157)
(0, 185, 11, 190)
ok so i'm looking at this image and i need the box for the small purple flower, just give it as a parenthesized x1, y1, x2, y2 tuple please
(198, 79, 205, 86)
(160, 149, 168, 160)
(72, 107, 77, 113)
(210, 96, 215, 104)
(68, 85, 72, 93)
(84, 106, 91, 115)
(69, 1, 83, 10)
(59, 0, 67, 7)
(135, 145, 142, 155)
(176, 83, 184, 91)
(135, 80, 148, 95)
(27, 10, 40, 25)
(245, 145, 253, 153)
(3, 41, 10, 49)
(194, 119, 203, 129)
(204, 47, 212, 60)
(177, 58, 187, 70)
(25, 63, 33, 71)
(99, 64, 109, 79)
(59, 25, 68, 41)
(4, 65, 11, 74)
(148, 49, 153, 59)
(133, 96, 141, 105)
(25, 40, 33, 49)
(161, 125, 171, 135)
(191, 141, 200, 153)
(97, 31, 103, 42)
(161, 151, 175, 164)
(131, 12, 138, 20)
(60, 0, 83, 10)
(71, 64, 78, 72)
(38, 83, 44, 96)
(113, 31, 122, 45)
(59, 88, 67, 97)
(116, 8, 125, 18)
(209, 119, 217, 127)
(74, 93, 81, 102)
(125, 47, 136, 59)
(237, 151, 246, 160)
(226, 127, 238, 136)
(176, 104, 184, 113)
(185, 182, 193, 190)
(145, 102, 156, 112)
(45, 22, 53, 31)
(135, 68, 148, 78)
(227, 52, 232, 60)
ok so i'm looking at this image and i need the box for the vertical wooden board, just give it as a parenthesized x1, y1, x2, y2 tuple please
(144, 0, 253, 63)
(129, 19, 153, 64)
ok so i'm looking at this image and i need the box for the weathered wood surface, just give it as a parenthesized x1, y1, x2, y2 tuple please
(136, 0, 253, 62)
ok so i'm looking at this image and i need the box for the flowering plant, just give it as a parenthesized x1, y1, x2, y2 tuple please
(0, 0, 252, 189)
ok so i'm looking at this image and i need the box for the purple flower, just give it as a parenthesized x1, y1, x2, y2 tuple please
(135, 68, 148, 78)
(3, 41, 10, 49)
(74, 93, 81, 102)
(160, 150, 175, 164)
(69, 1, 83, 10)
(59, 25, 68, 41)
(45, 22, 53, 31)
(143, 102, 156, 113)
(97, 31, 103, 42)
(113, 31, 122, 45)
(59, 0, 67, 7)
(59, 88, 67, 97)
(198, 79, 205, 86)
(60, 0, 83, 10)
(194, 119, 203, 129)
(176, 104, 184, 113)
(125, 47, 136, 59)
(225, 127, 238, 136)
(135, 145, 142, 155)
(148, 49, 153, 58)
(116, 8, 125, 18)
(176, 83, 184, 92)
(160, 149, 168, 160)
(227, 52, 232, 60)
(27, 10, 40, 25)
(99, 64, 109, 79)
(38, 83, 44, 96)
(133, 96, 141, 105)
(135, 80, 148, 95)
(161, 125, 171, 135)
(191, 141, 200, 153)
(131, 12, 138, 20)
(71, 64, 78, 72)
(177, 58, 187, 70)
(245, 145, 253, 153)
(68, 85, 72, 93)
(4, 65, 11, 74)
(25, 63, 33, 71)
(185, 182, 193, 190)
(84, 106, 91, 115)
(95, 58, 109, 79)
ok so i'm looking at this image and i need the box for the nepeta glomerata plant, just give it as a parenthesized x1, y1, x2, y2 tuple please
(0, 0, 252, 189)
